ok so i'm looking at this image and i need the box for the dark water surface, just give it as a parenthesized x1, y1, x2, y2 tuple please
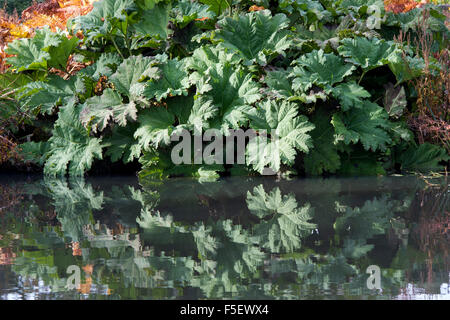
(0, 174, 448, 300)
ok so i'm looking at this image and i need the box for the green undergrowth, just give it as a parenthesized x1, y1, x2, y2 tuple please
(1, 0, 449, 179)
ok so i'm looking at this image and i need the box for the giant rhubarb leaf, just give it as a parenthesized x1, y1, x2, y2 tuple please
(332, 101, 392, 151)
(337, 37, 400, 71)
(18, 75, 83, 115)
(291, 49, 355, 92)
(395, 143, 450, 172)
(81, 56, 158, 132)
(199, 0, 231, 16)
(80, 88, 138, 132)
(190, 60, 261, 133)
(172, 0, 216, 28)
(133, 3, 173, 42)
(134, 107, 176, 150)
(44, 99, 104, 176)
(144, 58, 190, 101)
(6, 27, 77, 72)
(78, 53, 122, 81)
(246, 99, 315, 173)
(68, 0, 135, 43)
(110, 55, 159, 100)
(104, 124, 141, 164)
(216, 10, 292, 65)
(186, 45, 241, 84)
(330, 81, 371, 111)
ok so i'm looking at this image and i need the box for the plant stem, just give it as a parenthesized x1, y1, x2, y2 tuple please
(358, 70, 367, 85)
(111, 36, 125, 60)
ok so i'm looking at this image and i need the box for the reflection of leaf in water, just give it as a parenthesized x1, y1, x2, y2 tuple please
(247, 185, 316, 253)
(342, 239, 374, 259)
(136, 206, 196, 253)
(191, 220, 265, 297)
(192, 224, 219, 259)
(137, 206, 187, 233)
(334, 196, 393, 240)
(3, 175, 444, 299)
(43, 178, 104, 242)
(294, 255, 358, 287)
(102, 185, 144, 227)
(106, 252, 197, 290)
(216, 220, 265, 278)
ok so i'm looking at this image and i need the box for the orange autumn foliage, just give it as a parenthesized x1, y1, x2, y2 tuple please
(0, 0, 98, 72)
(71, 241, 82, 256)
(195, 17, 209, 21)
(0, 247, 16, 265)
(384, 0, 428, 14)
(249, 5, 265, 12)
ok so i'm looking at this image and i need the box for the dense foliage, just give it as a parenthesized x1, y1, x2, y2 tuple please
(1, 0, 449, 177)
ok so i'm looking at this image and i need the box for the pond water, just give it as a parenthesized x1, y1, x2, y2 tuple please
(0, 174, 448, 300)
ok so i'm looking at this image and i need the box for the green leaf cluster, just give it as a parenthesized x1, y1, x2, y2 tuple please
(6, 0, 448, 177)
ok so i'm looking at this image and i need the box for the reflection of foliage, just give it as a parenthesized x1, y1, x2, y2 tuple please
(1, 176, 449, 299)
(247, 185, 316, 253)
(43, 178, 104, 242)
(334, 196, 394, 240)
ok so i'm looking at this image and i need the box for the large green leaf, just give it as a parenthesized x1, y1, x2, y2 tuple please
(264, 70, 295, 99)
(144, 58, 190, 101)
(187, 97, 219, 133)
(395, 143, 450, 172)
(332, 101, 392, 151)
(330, 81, 371, 111)
(104, 124, 141, 163)
(80, 88, 138, 132)
(172, 0, 216, 28)
(388, 55, 425, 84)
(77, 53, 122, 81)
(110, 55, 159, 100)
(47, 35, 80, 71)
(291, 49, 355, 92)
(246, 99, 315, 173)
(216, 10, 292, 65)
(337, 37, 400, 71)
(265, 69, 327, 103)
(134, 107, 176, 149)
(279, 0, 329, 24)
(133, 3, 173, 41)
(199, 0, 231, 15)
(80, 55, 159, 132)
(186, 45, 241, 78)
(6, 27, 64, 72)
(18, 75, 81, 114)
(68, 0, 135, 42)
(43, 99, 104, 176)
(195, 63, 261, 133)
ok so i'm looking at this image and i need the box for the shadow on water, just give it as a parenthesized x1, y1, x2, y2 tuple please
(0, 174, 448, 300)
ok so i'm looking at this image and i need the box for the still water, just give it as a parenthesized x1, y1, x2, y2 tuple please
(0, 174, 448, 300)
